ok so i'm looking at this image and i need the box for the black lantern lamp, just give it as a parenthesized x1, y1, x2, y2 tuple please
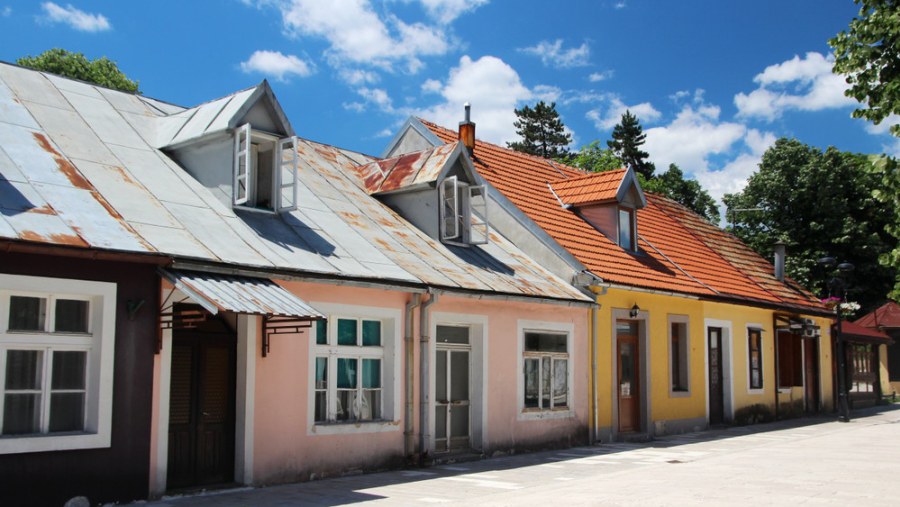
(817, 256, 855, 422)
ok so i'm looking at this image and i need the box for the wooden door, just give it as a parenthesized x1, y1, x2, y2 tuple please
(708, 327, 725, 425)
(804, 338, 820, 413)
(167, 333, 236, 490)
(617, 321, 640, 433)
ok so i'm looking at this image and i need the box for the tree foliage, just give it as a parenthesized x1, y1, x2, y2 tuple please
(723, 138, 897, 311)
(868, 155, 900, 299)
(643, 164, 721, 223)
(569, 141, 623, 173)
(507, 101, 572, 158)
(829, 0, 900, 136)
(17, 48, 139, 93)
(607, 110, 655, 179)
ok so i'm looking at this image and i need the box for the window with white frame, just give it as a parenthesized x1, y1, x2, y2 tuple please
(523, 330, 569, 411)
(669, 317, 689, 393)
(748, 328, 763, 390)
(439, 175, 489, 246)
(618, 206, 636, 251)
(313, 317, 385, 423)
(0, 274, 115, 454)
(233, 123, 297, 212)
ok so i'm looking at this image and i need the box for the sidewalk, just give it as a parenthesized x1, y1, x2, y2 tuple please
(138, 405, 900, 506)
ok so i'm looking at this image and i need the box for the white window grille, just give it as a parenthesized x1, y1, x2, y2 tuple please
(232, 123, 298, 212)
(439, 176, 490, 246)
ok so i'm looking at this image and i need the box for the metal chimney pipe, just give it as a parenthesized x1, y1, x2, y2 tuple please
(774, 241, 786, 282)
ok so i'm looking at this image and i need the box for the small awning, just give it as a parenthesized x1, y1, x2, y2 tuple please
(160, 268, 323, 320)
(839, 321, 894, 346)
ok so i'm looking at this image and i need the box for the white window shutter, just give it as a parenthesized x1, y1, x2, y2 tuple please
(468, 185, 489, 245)
(440, 176, 460, 241)
(233, 123, 251, 205)
(277, 136, 298, 212)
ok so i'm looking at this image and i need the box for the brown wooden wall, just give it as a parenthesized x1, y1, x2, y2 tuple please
(0, 251, 159, 506)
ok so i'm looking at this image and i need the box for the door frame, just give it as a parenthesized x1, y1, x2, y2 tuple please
(611, 308, 649, 437)
(428, 313, 486, 455)
(706, 326, 725, 425)
(434, 341, 471, 452)
(152, 288, 258, 497)
(704, 319, 734, 424)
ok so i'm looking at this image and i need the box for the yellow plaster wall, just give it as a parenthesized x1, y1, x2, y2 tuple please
(594, 287, 707, 426)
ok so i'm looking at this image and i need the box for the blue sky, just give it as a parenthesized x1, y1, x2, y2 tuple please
(1, 1, 895, 203)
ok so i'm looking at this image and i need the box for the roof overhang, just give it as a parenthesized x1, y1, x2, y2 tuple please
(160, 268, 322, 319)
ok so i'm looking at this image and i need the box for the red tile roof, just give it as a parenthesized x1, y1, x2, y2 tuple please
(552, 169, 627, 206)
(855, 301, 900, 329)
(419, 118, 826, 313)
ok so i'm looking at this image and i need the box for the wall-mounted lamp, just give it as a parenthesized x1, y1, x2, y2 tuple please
(629, 304, 640, 318)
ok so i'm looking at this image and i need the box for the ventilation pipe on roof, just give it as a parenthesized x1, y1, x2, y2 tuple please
(459, 103, 476, 157)
(774, 241, 786, 282)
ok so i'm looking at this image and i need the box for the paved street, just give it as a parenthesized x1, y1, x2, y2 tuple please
(142, 405, 900, 506)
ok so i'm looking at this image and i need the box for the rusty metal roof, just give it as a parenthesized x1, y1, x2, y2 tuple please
(0, 63, 589, 304)
(161, 268, 323, 318)
(353, 142, 460, 194)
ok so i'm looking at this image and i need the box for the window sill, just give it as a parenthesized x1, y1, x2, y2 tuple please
(310, 419, 401, 436)
(669, 390, 691, 398)
(747, 388, 765, 396)
(518, 408, 574, 421)
(0, 431, 110, 455)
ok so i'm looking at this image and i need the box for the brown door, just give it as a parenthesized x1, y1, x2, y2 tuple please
(708, 327, 725, 425)
(803, 338, 820, 413)
(167, 332, 236, 490)
(617, 321, 640, 433)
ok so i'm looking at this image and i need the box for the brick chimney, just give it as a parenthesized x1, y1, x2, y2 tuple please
(459, 102, 475, 157)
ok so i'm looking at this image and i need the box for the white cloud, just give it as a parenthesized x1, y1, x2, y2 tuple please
(586, 97, 662, 130)
(413, 0, 490, 24)
(240, 50, 314, 81)
(863, 113, 900, 135)
(421, 78, 442, 94)
(357, 87, 395, 113)
(339, 68, 379, 85)
(267, 0, 451, 73)
(589, 70, 614, 82)
(691, 129, 776, 204)
(2, 6, 11, 17)
(644, 103, 746, 172)
(40, 2, 110, 32)
(413, 55, 537, 145)
(614, 1, 627, 8)
(520, 39, 591, 69)
(734, 52, 856, 120)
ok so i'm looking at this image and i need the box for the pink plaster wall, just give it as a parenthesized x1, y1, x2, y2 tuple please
(251, 281, 589, 485)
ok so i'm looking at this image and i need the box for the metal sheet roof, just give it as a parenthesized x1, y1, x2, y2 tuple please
(0, 62, 590, 304)
(161, 268, 323, 318)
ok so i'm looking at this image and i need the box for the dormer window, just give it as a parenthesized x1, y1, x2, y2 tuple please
(618, 206, 636, 251)
(439, 175, 489, 246)
(234, 123, 297, 212)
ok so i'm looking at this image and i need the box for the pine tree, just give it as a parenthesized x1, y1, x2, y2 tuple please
(507, 101, 572, 158)
(607, 111, 655, 179)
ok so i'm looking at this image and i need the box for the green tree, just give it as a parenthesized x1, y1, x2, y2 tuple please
(723, 138, 897, 311)
(643, 164, 720, 223)
(507, 101, 572, 158)
(607, 110, 655, 179)
(868, 155, 900, 299)
(829, 0, 900, 136)
(17, 48, 139, 93)
(569, 140, 624, 173)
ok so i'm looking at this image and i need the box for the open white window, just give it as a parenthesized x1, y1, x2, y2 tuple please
(232, 123, 298, 212)
(439, 176, 489, 246)
(0, 274, 116, 455)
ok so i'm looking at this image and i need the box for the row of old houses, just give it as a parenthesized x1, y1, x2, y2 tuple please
(0, 63, 836, 505)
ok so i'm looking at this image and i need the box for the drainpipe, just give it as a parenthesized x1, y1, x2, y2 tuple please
(404, 293, 422, 458)
(419, 291, 440, 457)
(591, 303, 600, 444)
